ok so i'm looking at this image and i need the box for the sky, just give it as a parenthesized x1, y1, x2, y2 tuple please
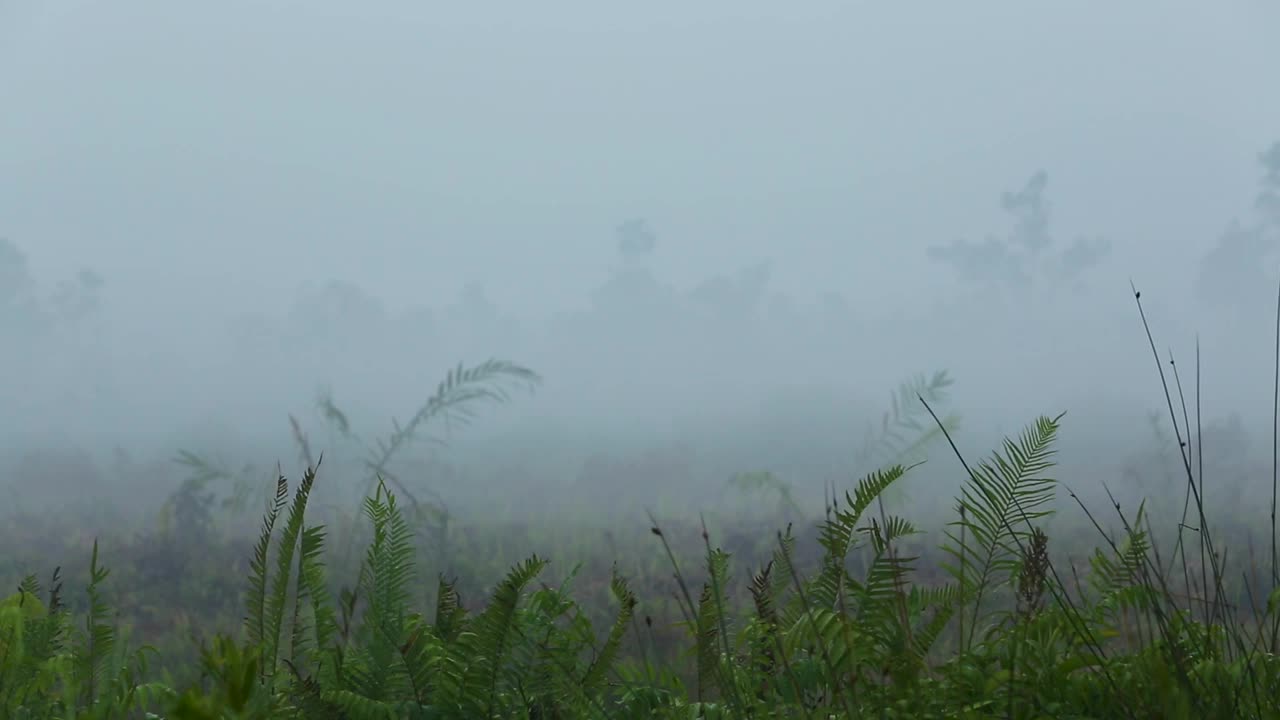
(3, 1, 1278, 321)
(3, 2, 1280, 516)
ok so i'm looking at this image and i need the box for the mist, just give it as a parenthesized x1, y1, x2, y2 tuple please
(3, 1, 1280, 528)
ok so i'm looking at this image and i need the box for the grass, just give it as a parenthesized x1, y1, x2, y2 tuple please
(5, 287, 1280, 718)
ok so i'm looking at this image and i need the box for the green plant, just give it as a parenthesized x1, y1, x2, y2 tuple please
(17, 306, 1280, 719)
(13, 407, 1280, 718)
(853, 370, 959, 510)
(726, 471, 802, 518)
(0, 547, 175, 718)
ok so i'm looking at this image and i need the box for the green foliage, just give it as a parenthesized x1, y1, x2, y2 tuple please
(727, 369, 958, 523)
(165, 451, 263, 533)
(941, 413, 1061, 650)
(311, 358, 542, 576)
(316, 359, 541, 497)
(0, 549, 176, 718)
(12, 405, 1280, 717)
(855, 370, 960, 508)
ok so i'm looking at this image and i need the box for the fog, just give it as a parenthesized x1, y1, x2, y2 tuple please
(3, 2, 1280, 527)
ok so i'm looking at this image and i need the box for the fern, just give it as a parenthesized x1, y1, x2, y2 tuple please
(348, 479, 419, 703)
(580, 569, 637, 695)
(856, 370, 960, 502)
(292, 523, 336, 677)
(433, 575, 466, 645)
(24, 378, 1280, 717)
(810, 464, 912, 611)
(941, 414, 1062, 651)
(245, 475, 289, 661)
(459, 555, 549, 716)
(170, 449, 263, 523)
(262, 465, 318, 683)
(317, 359, 540, 507)
(692, 548, 734, 704)
(1088, 504, 1159, 623)
(75, 539, 116, 707)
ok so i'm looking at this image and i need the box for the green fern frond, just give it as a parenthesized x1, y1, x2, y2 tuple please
(263, 466, 318, 683)
(457, 555, 549, 715)
(376, 359, 540, 458)
(907, 585, 960, 661)
(581, 569, 637, 695)
(293, 523, 335, 678)
(940, 414, 1061, 648)
(749, 562, 779, 633)
(768, 525, 798, 607)
(811, 464, 910, 611)
(350, 480, 419, 703)
(1088, 510, 1159, 620)
(75, 539, 116, 708)
(848, 464, 915, 527)
(321, 688, 401, 719)
(433, 575, 466, 644)
(690, 547, 739, 705)
(246, 475, 289, 656)
(318, 358, 540, 519)
(316, 390, 354, 439)
(859, 371, 958, 470)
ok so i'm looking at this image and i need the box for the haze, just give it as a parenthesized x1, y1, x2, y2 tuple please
(3, 2, 1280, 525)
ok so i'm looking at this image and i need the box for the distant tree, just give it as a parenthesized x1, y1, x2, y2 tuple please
(1003, 170, 1052, 253)
(817, 290, 852, 326)
(1197, 222, 1274, 309)
(927, 171, 1111, 297)
(689, 261, 772, 326)
(1197, 141, 1280, 310)
(287, 279, 388, 341)
(1259, 141, 1280, 224)
(0, 238, 49, 342)
(0, 238, 35, 309)
(1054, 235, 1112, 285)
(0, 238, 107, 332)
(49, 268, 104, 324)
(616, 218, 656, 261)
(590, 219, 673, 319)
(454, 281, 499, 326)
(441, 281, 521, 353)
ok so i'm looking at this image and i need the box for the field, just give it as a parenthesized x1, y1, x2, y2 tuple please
(7, 5, 1280, 716)
(5, 302, 1280, 720)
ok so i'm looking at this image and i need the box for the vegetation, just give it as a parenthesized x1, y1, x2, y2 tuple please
(6, 413, 1280, 718)
(6, 288, 1280, 718)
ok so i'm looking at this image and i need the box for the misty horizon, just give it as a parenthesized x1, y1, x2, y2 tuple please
(2, 2, 1279, 523)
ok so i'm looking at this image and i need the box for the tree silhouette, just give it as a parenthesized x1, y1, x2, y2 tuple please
(616, 218, 656, 261)
(1197, 141, 1280, 311)
(0, 238, 34, 309)
(50, 268, 104, 324)
(590, 219, 671, 319)
(927, 171, 1110, 297)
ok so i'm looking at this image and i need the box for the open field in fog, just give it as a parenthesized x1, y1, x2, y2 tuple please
(7, 332, 1280, 717)
(5, 145, 1280, 714)
(5, 1, 1280, 715)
